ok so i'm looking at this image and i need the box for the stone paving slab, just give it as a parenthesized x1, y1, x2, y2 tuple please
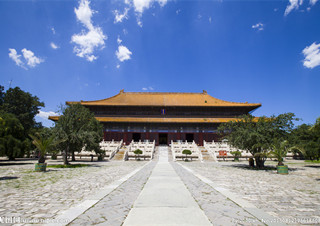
(133, 166, 199, 208)
(123, 207, 211, 226)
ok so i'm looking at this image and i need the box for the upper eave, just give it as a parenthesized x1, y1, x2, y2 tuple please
(48, 116, 260, 123)
(66, 90, 261, 109)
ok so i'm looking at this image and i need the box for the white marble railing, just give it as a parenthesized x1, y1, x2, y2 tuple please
(128, 140, 155, 159)
(170, 140, 201, 161)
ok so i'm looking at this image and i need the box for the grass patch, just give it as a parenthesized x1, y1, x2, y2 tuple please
(47, 164, 90, 168)
(305, 160, 320, 163)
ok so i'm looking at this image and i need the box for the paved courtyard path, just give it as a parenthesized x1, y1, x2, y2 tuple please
(122, 146, 211, 226)
(69, 146, 273, 226)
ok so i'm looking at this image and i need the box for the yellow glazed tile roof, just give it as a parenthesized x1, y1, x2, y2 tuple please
(66, 90, 261, 108)
(48, 116, 257, 123)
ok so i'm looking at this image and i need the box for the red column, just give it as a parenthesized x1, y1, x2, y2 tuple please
(177, 132, 181, 140)
(199, 132, 204, 146)
(124, 132, 128, 144)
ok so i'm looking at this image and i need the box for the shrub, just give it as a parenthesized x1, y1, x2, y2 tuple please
(134, 149, 143, 160)
(182, 149, 192, 161)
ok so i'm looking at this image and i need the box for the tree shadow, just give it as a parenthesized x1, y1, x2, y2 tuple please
(229, 164, 303, 172)
(68, 161, 104, 167)
(0, 176, 19, 180)
(0, 162, 33, 166)
(227, 164, 277, 171)
(67, 159, 110, 163)
(0, 158, 37, 162)
(47, 163, 101, 169)
(305, 165, 320, 169)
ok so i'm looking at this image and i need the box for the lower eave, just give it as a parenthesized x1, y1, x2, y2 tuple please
(49, 116, 253, 124)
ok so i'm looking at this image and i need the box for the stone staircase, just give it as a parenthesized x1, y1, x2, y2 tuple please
(200, 147, 215, 161)
(168, 147, 173, 162)
(112, 147, 126, 161)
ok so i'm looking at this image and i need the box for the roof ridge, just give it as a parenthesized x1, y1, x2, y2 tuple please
(124, 92, 206, 94)
(79, 91, 122, 103)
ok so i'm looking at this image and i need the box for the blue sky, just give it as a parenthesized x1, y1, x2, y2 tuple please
(1, 0, 319, 127)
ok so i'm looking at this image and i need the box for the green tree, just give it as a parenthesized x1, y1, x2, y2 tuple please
(219, 113, 297, 168)
(230, 150, 241, 161)
(269, 140, 302, 166)
(0, 85, 4, 106)
(29, 133, 55, 163)
(1, 86, 44, 134)
(310, 117, 320, 160)
(0, 112, 29, 160)
(53, 104, 103, 165)
(290, 119, 320, 160)
(37, 127, 60, 159)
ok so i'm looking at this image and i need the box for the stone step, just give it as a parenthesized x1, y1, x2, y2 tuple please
(201, 149, 214, 161)
(113, 149, 125, 161)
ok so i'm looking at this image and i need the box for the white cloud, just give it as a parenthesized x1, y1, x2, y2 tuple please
(252, 23, 264, 31)
(142, 86, 154, 91)
(302, 42, 320, 69)
(71, 0, 107, 62)
(116, 45, 132, 62)
(36, 110, 59, 120)
(116, 64, 120, 69)
(50, 42, 59, 49)
(51, 27, 56, 34)
(117, 36, 122, 45)
(137, 19, 143, 27)
(72, 27, 106, 61)
(284, 0, 303, 16)
(125, 0, 168, 26)
(74, 0, 94, 30)
(310, 0, 318, 5)
(123, 29, 128, 35)
(130, 0, 153, 13)
(209, 17, 212, 23)
(284, 0, 318, 15)
(9, 48, 43, 69)
(8, 48, 24, 68)
(114, 8, 129, 23)
(176, 9, 181, 15)
(21, 48, 44, 68)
